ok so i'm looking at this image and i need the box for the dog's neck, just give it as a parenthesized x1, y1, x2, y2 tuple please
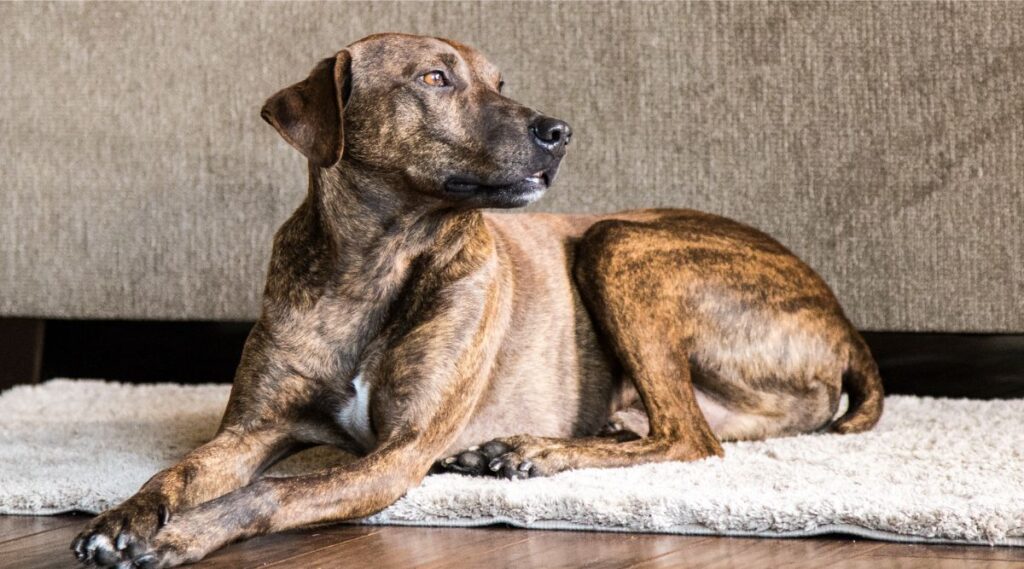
(265, 163, 493, 310)
(312, 163, 490, 262)
(311, 165, 448, 250)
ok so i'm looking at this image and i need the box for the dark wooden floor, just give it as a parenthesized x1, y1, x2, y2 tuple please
(2, 514, 1023, 569)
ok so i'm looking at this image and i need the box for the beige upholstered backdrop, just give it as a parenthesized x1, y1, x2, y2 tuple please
(1, 1, 1021, 331)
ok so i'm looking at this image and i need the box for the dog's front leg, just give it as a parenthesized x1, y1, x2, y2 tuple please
(72, 428, 291, 564)
(73, 325, 313, 567)
(126, 271, 500, 568)
(127, 376, 487, 569)
(127, 434, 445, 568)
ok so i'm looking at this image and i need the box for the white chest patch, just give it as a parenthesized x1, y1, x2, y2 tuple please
(336, 373, 377, 451)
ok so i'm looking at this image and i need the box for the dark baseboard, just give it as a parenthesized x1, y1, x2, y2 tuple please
(7, 319, 1023, 399)
(863, 332, 1024, 399)
(0, 318, 45, 389)
(39, 319, 252, 384)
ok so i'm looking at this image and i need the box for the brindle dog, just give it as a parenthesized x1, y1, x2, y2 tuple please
(73, 33, 883, 568)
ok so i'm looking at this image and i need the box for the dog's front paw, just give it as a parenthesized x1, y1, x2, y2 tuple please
(71, 492, 171, 567)
(126, 501, 243, 568)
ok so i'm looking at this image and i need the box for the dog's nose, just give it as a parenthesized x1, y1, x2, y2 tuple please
(530, 116, 573, 155)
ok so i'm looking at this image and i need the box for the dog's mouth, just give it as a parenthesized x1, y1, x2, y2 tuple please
(442, 164, 559, 209)
(444, 169, 552, 195)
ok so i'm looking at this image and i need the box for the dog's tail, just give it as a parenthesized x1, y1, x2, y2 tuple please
(830, 331, 884, 434)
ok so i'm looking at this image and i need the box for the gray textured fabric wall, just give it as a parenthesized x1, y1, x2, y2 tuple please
(1, 1, 1021, 331)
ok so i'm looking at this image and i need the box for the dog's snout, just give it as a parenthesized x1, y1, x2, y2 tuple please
(530, 116, 573, 155)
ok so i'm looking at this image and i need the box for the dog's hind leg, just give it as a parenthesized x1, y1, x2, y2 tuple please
(437, 219, 724, 478)
(439, 343, 723, 478)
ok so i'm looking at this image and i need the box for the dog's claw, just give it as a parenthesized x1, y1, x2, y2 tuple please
(72, 536, 87, 561)
(115, 530, 131, 552)
(133, 553, 159, 569)
(157, 504, 170, 528)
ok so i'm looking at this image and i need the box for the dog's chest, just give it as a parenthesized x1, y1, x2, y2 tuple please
(335, 373, 377, 451)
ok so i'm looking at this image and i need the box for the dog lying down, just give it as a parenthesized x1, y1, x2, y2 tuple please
(73, 33, 883, 568)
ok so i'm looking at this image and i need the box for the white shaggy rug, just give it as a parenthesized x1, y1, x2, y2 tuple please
(1, 379, 1022, 546)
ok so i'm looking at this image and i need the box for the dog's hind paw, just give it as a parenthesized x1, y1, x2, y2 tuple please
(433, 440, 518, 477)
(434, 436, 555, 479)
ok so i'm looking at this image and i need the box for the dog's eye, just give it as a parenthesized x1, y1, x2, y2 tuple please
(420, 71, 450, 88)
(497, 80, 505, 93)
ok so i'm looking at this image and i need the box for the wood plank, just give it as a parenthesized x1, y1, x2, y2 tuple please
(626, 536, 884, 569)
(293, 525, 703, 569)
(864, 542, 1024, 562)
(482, 529, 704, 569)
(828, 558, 1024, 569)
(261, 525, 535, 568)
(0, 514, 85, 546)
(415, 525, 534, 568)
(0, 521, 83, 569)
(197, 524, 380, 569)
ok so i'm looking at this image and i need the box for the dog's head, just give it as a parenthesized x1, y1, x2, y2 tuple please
(261, 33, 571, 209)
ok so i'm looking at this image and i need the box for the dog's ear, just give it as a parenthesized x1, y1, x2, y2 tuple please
(261, 50, 352, 168)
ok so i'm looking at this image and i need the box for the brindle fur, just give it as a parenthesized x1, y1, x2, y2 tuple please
(72, 33, 883, 568)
